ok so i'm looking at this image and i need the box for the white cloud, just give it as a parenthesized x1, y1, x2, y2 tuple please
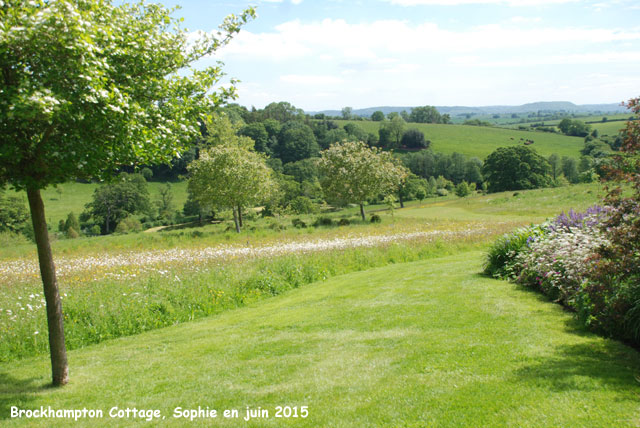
(213, 17, 640, 108)
(510, 15, 542, 22)
(280, 74, 344, 84)
(385, 0, 579, 5)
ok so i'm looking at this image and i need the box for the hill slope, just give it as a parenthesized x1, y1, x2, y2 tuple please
(335, 120, 585, 159)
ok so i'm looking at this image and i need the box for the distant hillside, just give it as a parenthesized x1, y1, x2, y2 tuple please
(309, 102, 628, 118)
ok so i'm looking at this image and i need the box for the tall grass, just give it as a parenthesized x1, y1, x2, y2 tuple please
(0, 237, 491, 362)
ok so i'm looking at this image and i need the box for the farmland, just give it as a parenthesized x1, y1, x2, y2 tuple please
(334, 120, 585, 159)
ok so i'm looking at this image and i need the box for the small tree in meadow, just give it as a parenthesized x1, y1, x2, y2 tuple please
(187, 146, 276, 233)
(318, 141, 408, 221)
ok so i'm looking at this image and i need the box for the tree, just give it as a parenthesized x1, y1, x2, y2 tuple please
(317, 141, 408, 221)
(548, 153, 561, 181)
(409, 105, 442, 123)
(455, 181, 471, 197)
(155, 183, 175, 221)
(275, 121, 319, 163)
(84, 174, 151, 234)
(401, 129, 429, 149)
(0, 0, 254, 386)
(240, 122, 270, 154)
(379, 116, 405, 150)
(341, 106, 353, 120)
(262, 101, 303, 122)
(561, 156, 580, 183)
(371, 111, 385, 121)
(187, 146, 276, 232)
(482, 146, 552, 192)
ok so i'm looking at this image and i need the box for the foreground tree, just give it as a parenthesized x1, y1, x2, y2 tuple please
(482, 146, 552, 193)
(187, 146, 276, 232)
(318, 141, 408, 221)
(0, 0, 254, 386)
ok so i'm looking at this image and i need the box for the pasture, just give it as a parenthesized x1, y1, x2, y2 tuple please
(335, 120, 585, 159)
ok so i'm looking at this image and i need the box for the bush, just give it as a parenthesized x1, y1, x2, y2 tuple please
(370, 214, 381, 223)
(115, 216, 142, 234)
(313, 216, 333, 227)
(436, 188, 448, 197)
(455, 181, 471, 197)
(483, 225, 546, 278)
(338, 218, 351, 226)
(0, 192, 29, 234)
(66, 227, 80, 239)
(288, 196, 318, 214)
(291, 218, 307, 229)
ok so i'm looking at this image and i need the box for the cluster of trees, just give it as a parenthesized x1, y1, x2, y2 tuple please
(557, 118, 592, 137)
(401, 150, 483, 185)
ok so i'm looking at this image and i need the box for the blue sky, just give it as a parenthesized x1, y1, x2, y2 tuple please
(161, 0, 639, 110)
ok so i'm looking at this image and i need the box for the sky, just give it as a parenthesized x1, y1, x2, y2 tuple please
(158, 0, 640, 111)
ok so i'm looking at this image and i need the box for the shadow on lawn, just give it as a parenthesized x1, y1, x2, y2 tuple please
(0, 372, 43, 420)
(514, 341, 640, 393)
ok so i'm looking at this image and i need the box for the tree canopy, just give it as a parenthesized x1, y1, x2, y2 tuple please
(318, 141, 408, 220)
(482, 146, 552, 193)
(187, 146, 276, 232)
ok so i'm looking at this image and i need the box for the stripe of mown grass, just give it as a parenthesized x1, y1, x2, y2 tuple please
(2, 251, 639, 427)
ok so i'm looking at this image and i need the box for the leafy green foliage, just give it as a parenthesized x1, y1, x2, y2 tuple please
(83, 173, 151, 234)
(275, 121, 320, 163)
(0, 190, 29, 233)
(318, 141, 408, 211)
(483, 225, 546, 278)
(483, 146, 552, 192)
(558, 118, 591, 137)
(401, 129, 430, 149)
(0, 1, 255, 190)
(409, 105, 442, 123)
(187, 145, 276, 231)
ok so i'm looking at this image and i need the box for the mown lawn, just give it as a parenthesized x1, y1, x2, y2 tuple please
(2, 250, 638, 427)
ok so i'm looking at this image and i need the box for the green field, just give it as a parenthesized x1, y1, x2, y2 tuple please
(2, 250, 639, 427)
(6, 181, 189, 230)
(3, 183, 637, 427)
(335, 120, 585, 159)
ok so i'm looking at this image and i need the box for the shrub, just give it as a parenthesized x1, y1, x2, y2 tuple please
(288, 196, 318, 214)
(436, 188, 448, 197)
(66, 227, 80, 239)
(0, 192, 29, 234)
(291, 218, 307, 229)
(483, 225, 546, 278)
(370, 214, 381, 223)
(313, 216, 333, 227)
(338, 218, 351, 226)
(115, 216, 142, 234)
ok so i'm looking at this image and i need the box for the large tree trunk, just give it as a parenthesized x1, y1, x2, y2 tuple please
(232, 207, 241, 233)
(26, 187, 69, 387)
(359, 203, 366, 222)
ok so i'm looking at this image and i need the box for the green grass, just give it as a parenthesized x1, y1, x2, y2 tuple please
(394, 183, 604, 223)
(7, 181, 188, 229)
(0, 183, 602, 261)
(2, 250, 638, 427)
(336, 120, 585, 159)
